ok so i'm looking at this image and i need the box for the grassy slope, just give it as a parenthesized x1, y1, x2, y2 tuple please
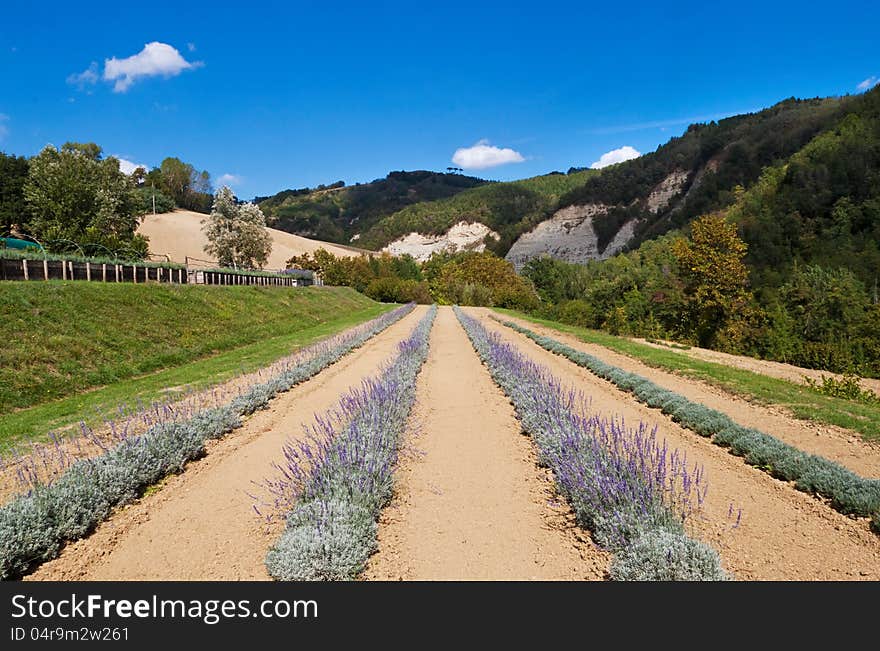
(0, 282, 378, 414)
(0, 301, 392, 449)
(495, 309, 880, 441)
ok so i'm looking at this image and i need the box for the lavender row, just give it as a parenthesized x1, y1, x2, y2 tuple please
(264, 306, 436, 581)
(2, 305, 418, 499)
(454, 307, 728, 581)
(497, 317, 880, 524)
(0, 303, 416, 580)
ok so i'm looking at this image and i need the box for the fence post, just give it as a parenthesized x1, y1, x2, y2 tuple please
(115, 264, 120, 282)
(102, 263, 106, 282)
(86, 262, 91, 281)
(43, 259, 48, 280)
(132, 265, 137, 284)
(70, 261, 74, 280)
(62, 260, 67, 281)
(21, 259, 29, 281)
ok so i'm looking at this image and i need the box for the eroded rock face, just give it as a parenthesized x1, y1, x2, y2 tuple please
(647, 170, 689, 213)
(505, 170, 692, 269)
(505, 204, 636, 270)
(382, 221, 500, 261)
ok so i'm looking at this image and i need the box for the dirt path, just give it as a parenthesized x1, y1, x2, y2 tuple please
(364, 307, 609, 580)
(634, 336, 880, 398)
(27, 307, 427, 581)
(474, 310, 880, 580)
(495, 312, 880, 478)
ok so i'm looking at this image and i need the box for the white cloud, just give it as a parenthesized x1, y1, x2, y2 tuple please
(0, 114, 8, 142)
(112, 156, 149, 175)
(857, 76, 878, 92)
(217, 173, 242, 187)
(79, 42, 202, 93)
(67, 62, 99, 88)
(590, 145, 642, 169)
(451, 139, 525, 169)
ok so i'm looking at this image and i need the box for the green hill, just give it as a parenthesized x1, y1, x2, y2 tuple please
(256, 170, 487, 245)
(357, 169, 596, 253)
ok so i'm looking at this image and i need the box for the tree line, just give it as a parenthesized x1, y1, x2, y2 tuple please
(0, 143, 214, 257)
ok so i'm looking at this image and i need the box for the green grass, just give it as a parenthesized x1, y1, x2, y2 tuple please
(494, 308, 880, 442)
(0, 300, 393, 450)
(0, 282, 379, 413)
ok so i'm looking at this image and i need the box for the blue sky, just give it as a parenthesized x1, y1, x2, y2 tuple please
(1, 0, 878, 199)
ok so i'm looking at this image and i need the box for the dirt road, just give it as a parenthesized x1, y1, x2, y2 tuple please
(634, 336, 880, 398)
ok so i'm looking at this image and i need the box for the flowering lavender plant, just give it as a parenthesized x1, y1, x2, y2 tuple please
(497, 317, 880, 524)
(0, 303, 416, 580)
(455, 308, 727, 580)
(264, 307, 436, 581)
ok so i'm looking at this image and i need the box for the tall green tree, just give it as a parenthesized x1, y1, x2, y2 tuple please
(23, 143, 147, 256)
(672, 214, 751, 346)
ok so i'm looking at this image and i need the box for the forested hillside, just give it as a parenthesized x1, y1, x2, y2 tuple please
(256, 170, 487, 244)
(520, 86, 880, 375)
(357, 169, 595, 252)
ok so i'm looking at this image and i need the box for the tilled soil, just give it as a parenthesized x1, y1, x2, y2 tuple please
(496, 312, 880, 478)
(27, 307, 428, 581)
(25, 304, 880, 582)
(473, 309, 880, 580)
(364, 307, 609, 580)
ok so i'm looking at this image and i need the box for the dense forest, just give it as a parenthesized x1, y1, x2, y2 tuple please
(256, 170, 488, 244)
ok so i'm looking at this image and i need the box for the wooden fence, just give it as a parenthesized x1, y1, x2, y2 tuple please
(0, 257, 315, 287)
(0, 258, 187, 284)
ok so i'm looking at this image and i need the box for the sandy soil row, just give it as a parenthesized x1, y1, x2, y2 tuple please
(473, 309, 880, 580)
(364, 307, 609, 580)
(497, 313, 880, 478)
(28, 307, 428, 581)
(634, 336, 880, 397)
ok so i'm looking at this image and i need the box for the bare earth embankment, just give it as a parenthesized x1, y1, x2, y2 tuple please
(138, 210, 371, 268)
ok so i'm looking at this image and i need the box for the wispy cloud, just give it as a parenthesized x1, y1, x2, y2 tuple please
(66, 62, 99, 89)
(584, 111, 750, 136)
(0, 114, 8, 142)
(68, 42, 202, 93)
(590, 145, 641, 169)
(451, 139, 525, 169)
(857, 76, 878, 92)
(217, 173, 242, 187)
